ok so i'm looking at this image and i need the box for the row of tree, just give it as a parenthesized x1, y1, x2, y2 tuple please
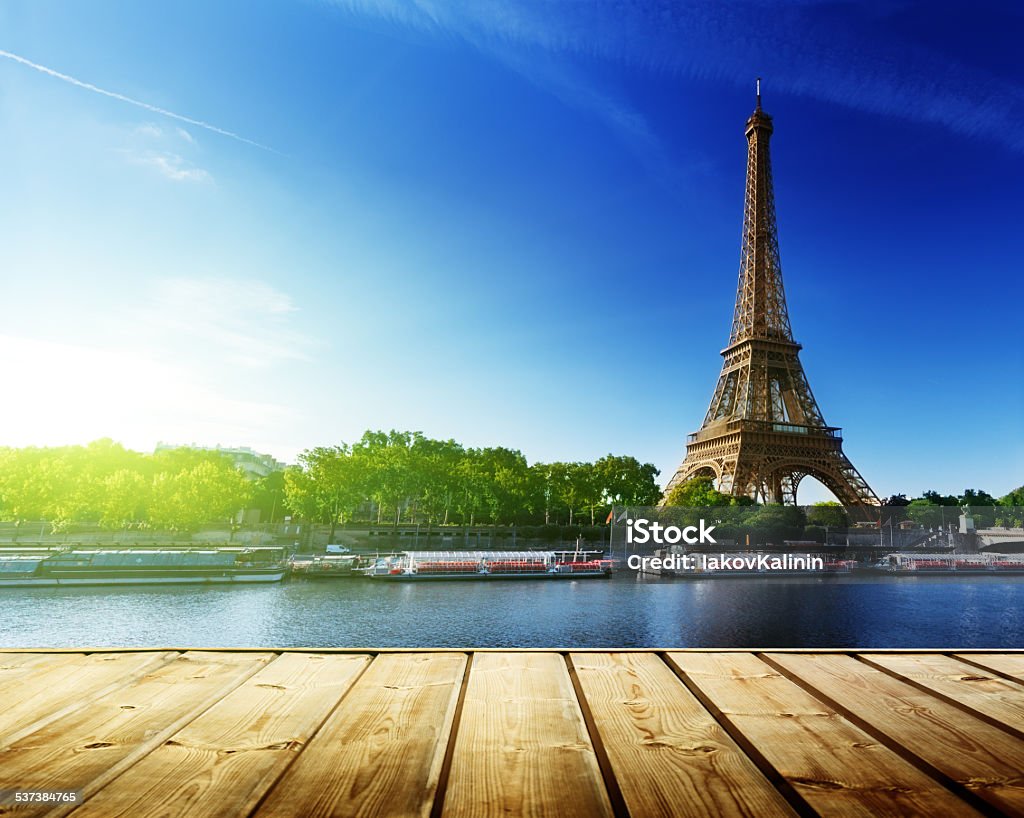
(283, 430, 663, 537)
(664, 477, 1024, 530)
(0, 440, 259, 532)
(880, 487, 1024, 529)
(1, 437, 1020, 534)
(0, 434, 664, 534)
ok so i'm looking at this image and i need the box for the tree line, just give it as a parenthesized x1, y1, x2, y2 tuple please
(664, 476, 1024, 535)
(0, 433, 663, 535)
(283, 430, 663, 538)
(0, 440, 261, 533)
(1, 437, 1019, 536)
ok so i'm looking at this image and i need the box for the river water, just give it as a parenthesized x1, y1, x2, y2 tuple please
(3, 572, 1022, 648)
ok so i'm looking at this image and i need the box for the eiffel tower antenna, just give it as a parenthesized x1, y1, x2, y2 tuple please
(663, 95, 880, 508)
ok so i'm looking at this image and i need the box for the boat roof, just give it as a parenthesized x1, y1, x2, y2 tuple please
(403, 551, 559, 561)
(887, 552, 1022, 559)
(0, 558, 44, 571)
(56, 547, 282, 555)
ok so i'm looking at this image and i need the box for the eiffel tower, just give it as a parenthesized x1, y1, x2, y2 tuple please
(664, 83, 880, 507)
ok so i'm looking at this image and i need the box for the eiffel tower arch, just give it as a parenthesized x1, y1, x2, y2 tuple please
(664, 84, 880, 508)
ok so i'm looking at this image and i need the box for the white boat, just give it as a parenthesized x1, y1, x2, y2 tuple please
(365, 550, 614, 581)
(0, 548, 289, 586)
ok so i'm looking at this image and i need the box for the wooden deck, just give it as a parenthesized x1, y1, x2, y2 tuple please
(0, 650, 1023, 817)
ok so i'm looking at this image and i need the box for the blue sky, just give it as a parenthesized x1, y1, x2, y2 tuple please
(0, 0, 1021, 502)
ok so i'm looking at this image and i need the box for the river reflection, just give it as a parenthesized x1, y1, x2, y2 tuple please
(1, 573, 1022, 648)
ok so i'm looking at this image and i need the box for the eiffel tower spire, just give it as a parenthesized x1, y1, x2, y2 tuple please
(664, 86, 880, 507)
(729, 81, 793, 347)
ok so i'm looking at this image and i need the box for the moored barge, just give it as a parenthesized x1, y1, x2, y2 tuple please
(0, 548, 288, 586)
(288, 554, 366, 579)
(864, 552, 1024, 575)
(365, 550, 614, 581)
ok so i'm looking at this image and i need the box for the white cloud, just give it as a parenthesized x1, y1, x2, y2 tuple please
(135, 123, 163, 138)
(125, 121, 209, 181)
(129, 151, 211, 182)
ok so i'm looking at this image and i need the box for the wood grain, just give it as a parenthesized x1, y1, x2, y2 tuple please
(570, 652, 796, 817)
(0, 649, 1017, 817)
(442, 652, 613, 818)
(955, 653, 1024, 683)
(253, 652, 466, 818)
(666, 652, 980, 817)
(767, 651, 1024, 815)
(0, 651, 179, 748)
(68, 653, 370, 818)
(0, 651, 272, 818)
(860, 652, 1024, 737)
(0, 653, 81, 686)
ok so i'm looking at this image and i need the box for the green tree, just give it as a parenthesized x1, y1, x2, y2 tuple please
(806, 501, 848, 530)
(354, 430, 423, 526)
(1001, 486, 1024, 507)
(149, 460, 250, 532)
(251, 470, 286, 525)
(415, 438, 465, 526)
(997, 486, 1024, 527)
(98, 469, 149, 530)
(661, 476, 754, 534)
(920, 490, 959, 506)
(551, 462, 591, 526)
(473, 447, 532, 524)
(746, 505, 807, 545)
(290, 446, 367, 540)
(663, 476, 732, 508)
(905, 498, 951, 529)
(595, 454, 662, 511)
(453, 448, 494, 526)
(530, 462, 569, 525)
(569, 462, 604, 526)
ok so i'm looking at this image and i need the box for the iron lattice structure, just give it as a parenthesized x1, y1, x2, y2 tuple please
(664, 92, 880, 508)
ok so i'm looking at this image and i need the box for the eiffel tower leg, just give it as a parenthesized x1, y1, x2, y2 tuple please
(780, 473, 802, 505)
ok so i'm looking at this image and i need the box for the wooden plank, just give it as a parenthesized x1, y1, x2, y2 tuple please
(666, 652, 980, 817)
(0, 650, 272, 818)
(860, 652, 1024, 737)
(767, 652, 1024, 815)
(0, 651, 180, 748)
(441, 652, 613, 818)
(2, 647, 1023, 655)
(0, 653, 82, 687)
(570, 652, 796, 817)
(955, 653, 1024, 683)
(68, 653, 370, 818)
(254, 652, 466, 818)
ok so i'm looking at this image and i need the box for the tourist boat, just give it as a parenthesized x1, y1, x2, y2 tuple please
(288, 554, 366, 579)
(863, 553, 1024, 575)
(0, 548, 289, 586)
(364, 550, 614, 581)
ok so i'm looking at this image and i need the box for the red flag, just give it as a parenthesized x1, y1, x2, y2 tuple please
(605, 508, 614, 524)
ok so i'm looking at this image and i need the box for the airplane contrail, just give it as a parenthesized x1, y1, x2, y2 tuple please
(0, 48, 273, 152)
